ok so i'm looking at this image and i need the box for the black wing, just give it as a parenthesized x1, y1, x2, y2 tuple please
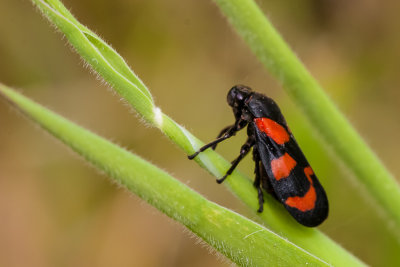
(252, 120, 328, 227)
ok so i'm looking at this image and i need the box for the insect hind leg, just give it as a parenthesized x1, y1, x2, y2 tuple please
(253, 147, 264, 212)
(260, 163, 279, 201)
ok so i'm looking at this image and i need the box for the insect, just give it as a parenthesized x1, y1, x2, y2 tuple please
(188, 85, 328, 227)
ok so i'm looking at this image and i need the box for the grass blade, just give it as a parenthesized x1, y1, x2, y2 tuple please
(29, 0, 365, 265)
(0, 84, 331, 267)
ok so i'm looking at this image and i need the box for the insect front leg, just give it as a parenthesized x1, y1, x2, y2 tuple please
(216, 137, 255, 184)
(188, 118, 247, 160)
(211, 125, 232, 150)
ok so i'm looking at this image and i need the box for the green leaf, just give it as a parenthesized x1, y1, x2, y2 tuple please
(0, 84, 331, 266)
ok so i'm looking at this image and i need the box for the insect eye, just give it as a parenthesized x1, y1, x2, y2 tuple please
(227, 89, 237, 106)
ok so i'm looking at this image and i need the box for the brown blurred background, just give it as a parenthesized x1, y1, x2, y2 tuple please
(1, 0, 400, 266)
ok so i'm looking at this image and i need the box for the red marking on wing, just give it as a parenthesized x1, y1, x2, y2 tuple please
(271, 153, 297, 181)
(285, 166, 317, 212)
(254, 118, 290, 145)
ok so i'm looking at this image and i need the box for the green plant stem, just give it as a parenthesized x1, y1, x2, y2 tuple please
(0, 84, 332, 267)
(29, 0, 365, 265)
(213, 0, 400, 236)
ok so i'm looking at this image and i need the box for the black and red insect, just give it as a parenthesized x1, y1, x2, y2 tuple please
(188, 85, 328, 227)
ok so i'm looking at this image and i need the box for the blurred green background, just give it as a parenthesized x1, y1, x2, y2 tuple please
(1, 0, 400, 266)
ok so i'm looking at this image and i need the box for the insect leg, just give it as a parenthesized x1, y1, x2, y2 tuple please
(188, 118, 247, 160)
(211, 125, 232, 150)
(253, 147, 264, 212)
(216, 137, 255, 184)
(188, 133, 233, 160)
(260, 163, 279, 201)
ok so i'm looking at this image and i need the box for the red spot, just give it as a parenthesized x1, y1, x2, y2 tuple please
(271, 153, 297, 181)
(285, 167, 316, 212)
(254, 118, 290, 145)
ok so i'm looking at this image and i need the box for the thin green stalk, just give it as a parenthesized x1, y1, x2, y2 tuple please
(0, 84, 329, 267)
(213, 0, 400, 237)
(29, 0, 365, 265)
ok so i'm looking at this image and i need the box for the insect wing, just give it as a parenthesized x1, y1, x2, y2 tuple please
(253, 120, 328, 227)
